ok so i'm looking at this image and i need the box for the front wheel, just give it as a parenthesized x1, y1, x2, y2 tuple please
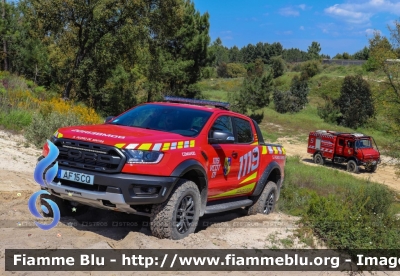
(150, 180, 201, 240)
(347, 160, 359, 174)
(246, 181, 278, 215)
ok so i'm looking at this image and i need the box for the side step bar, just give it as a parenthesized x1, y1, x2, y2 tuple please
(205, 199, 253, 214)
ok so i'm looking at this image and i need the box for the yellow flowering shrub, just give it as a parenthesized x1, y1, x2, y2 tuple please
(4, 90, 103, 125)
(44, 98, 103, 125)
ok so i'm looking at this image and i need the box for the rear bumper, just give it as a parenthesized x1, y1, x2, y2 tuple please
(41, 164, 178, 215)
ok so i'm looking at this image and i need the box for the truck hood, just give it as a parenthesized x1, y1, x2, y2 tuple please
(358, 148, 380, 159)
(55, 124, 195, 147)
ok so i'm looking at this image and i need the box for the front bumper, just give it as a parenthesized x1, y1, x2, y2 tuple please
(42, 165, 178, 215)
(360, 158, 380, 166)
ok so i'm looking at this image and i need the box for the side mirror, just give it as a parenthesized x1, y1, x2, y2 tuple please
(208, 130, 235, 144)
(104, 116, 115, 123)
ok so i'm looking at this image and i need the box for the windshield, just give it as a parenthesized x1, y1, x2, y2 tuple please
(355, 139, 372, 149)
(107, 104, 212, 137)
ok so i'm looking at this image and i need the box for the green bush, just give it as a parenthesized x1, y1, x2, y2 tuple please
(300, 60, 321, 80)
(217, 62, 228, 78)
(226, 63, 247, 78)
(270, 56, 286, 78)
(201, 66, 217, 79)
(0, 109, 32, 130)
(25, 112, 83, 148)
(291, 63, 302, 72)
(337, 75, 375, 128)
(273, 75, 309, 114)
(317, 97, 342, 124)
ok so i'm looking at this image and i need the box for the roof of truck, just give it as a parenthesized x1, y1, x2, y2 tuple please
(311, 130, 370, 138)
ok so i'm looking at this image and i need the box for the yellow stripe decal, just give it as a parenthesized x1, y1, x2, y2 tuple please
(57, 133, 63, 138)
(178, 141, 183, 149)
(282, 147, 286, 154)
(190, 140, 195, 147)
(162, 143, 171, 151)
(262, 146, 267, 155)
(239, 172, 258, 184)
(114, 143, 125, 148)
(209, 183, 256, 199)
(251, 142, 258, 145)
(138, 143, 152, 150)
(273, 146, 278, 154)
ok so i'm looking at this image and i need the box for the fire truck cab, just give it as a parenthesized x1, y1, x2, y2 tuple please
(307, 130, 381, 173)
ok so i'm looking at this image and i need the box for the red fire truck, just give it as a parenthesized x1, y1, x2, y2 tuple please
(307, 130, 381, 173)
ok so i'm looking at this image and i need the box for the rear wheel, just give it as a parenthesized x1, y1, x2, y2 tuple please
(347, 160, 359, 174)
(314, 153, 324, 165)
(246, 181, 278, 215)
(150, 180, 201, 240)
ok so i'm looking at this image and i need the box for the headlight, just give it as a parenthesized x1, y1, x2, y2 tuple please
(123, 150, 164, 164)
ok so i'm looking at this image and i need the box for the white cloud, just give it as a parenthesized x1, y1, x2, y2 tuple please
(365, 28, 381, 36)
(279, 4, 311, 17)
(279, 7, 299, 16)
(298, 4, 307, 11)
(325, 0, 400, 25)
(300, 26, 305, 30)
(325, 4, 372, 24)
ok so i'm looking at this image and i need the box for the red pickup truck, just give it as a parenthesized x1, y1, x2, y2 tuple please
(38, 97, 286, 240)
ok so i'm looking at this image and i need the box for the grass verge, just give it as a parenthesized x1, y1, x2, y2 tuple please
(278, 156, 400, 253)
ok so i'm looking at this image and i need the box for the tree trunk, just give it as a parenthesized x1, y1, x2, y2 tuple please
(63, 79, 73, 100)
(2, 0, 8, 71)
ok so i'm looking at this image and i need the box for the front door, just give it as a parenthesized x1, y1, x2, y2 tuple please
(206, 115, 258, 200)
(343, 139, 355, 158)
(336, 138, 345, 155)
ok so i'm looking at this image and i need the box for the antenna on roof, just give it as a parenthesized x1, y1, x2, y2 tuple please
(163, 96, 230, 110)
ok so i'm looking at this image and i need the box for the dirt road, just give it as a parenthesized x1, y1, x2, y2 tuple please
(0, 130, 398, 276)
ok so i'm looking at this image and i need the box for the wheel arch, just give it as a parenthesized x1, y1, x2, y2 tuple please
(251, 161, 283, 200)
(347, 156, 359, 165)
(170, 159, 208, 216)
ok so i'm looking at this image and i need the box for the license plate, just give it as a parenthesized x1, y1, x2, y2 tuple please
(58, 169, 94, 185)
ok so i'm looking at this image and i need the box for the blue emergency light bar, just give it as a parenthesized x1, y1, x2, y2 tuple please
(163, 96, 230, 110)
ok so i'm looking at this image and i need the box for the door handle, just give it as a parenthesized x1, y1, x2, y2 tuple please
(232, 151, 238, 158)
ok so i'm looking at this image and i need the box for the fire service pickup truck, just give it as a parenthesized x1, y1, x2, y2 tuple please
(38, 97, 286, 240)
(307, 130, 380, 173)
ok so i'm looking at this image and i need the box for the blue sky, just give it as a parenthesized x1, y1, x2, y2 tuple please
(193, 0, 400, 58)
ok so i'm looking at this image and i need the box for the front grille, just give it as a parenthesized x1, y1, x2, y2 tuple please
(54, 139, 126, 173)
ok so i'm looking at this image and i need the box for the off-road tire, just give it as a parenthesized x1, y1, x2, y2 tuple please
(246, 181, 278, 215)
(150, 180, 201, 240)
(314, 153, 324, 165)
(40, 193, 89, 217)
(365, 164, 378, 173)
(347, 160, 359, 174)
